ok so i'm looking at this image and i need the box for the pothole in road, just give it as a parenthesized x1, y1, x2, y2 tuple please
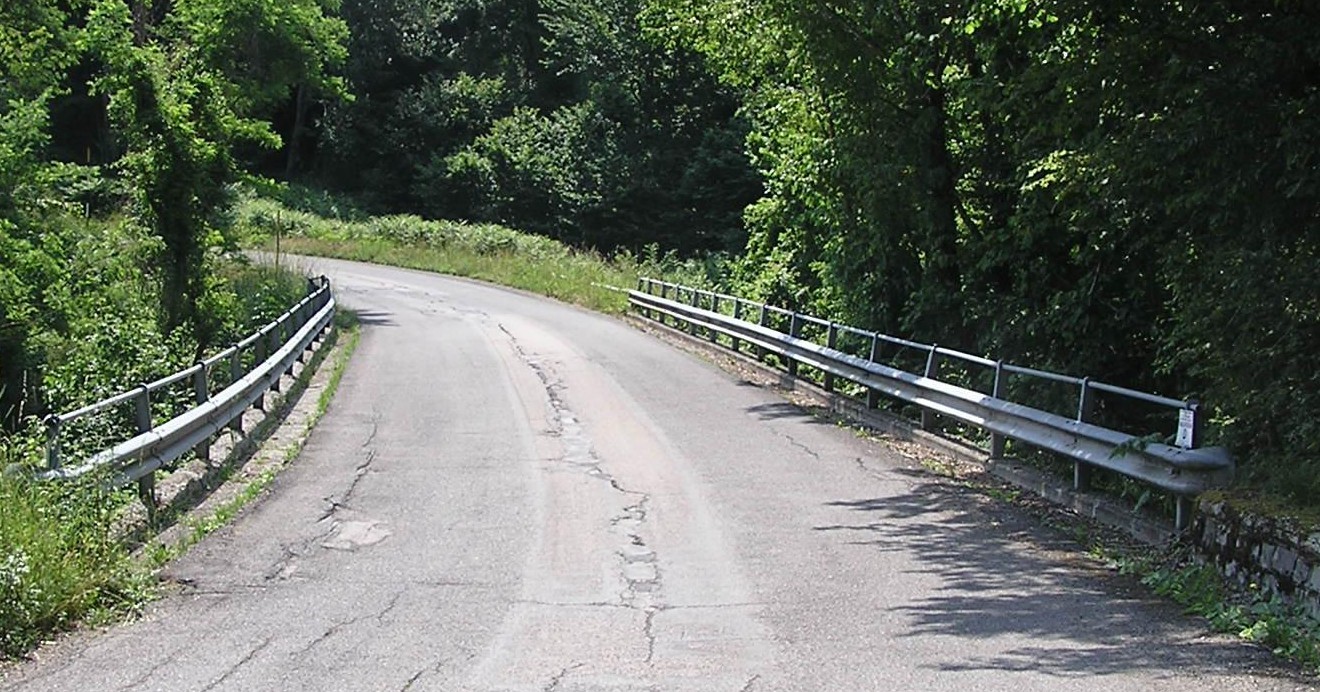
(321, 519, 392, 551)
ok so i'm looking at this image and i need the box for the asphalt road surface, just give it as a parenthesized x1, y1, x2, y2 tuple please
(4, 258, 1311, 691)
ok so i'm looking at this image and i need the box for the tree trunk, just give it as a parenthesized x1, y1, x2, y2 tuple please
(285, 84, 307, 178)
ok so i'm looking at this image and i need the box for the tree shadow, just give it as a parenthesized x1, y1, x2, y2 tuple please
(745, 402, 829, 422)
(815, 475, 1307, 680)
(352, 309, 396, 327)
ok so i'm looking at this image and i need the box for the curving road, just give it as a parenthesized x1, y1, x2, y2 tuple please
(4, 258, 1309, 691)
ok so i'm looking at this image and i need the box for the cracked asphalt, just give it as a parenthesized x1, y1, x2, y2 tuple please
(4, 257, 1312, 691)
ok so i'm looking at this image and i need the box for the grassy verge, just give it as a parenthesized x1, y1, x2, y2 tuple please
(0, 472, 152, 658)
(236, 188, 724, 313)
(273, 236, 635, 313)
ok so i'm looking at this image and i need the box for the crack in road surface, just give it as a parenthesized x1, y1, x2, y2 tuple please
(541, 662, 585, 692)
(114, 646, 188, 692)
(318, 412, 382, 522)
(499, 322, 668, 678)
(198, 636, 272, 692)
(294, 590, 406, 657)
(780, 431, 822, 460)
(399, 656, 461, 692)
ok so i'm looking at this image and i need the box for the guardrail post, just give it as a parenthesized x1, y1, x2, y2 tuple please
(1175, 498, 1194, 532)
(659, 284, 671, 326)
(313, 284, 328, 344)
(786, 313, 801, 377)
(708, 295, 720, 343)
(296, 303, 309, 363)
(270, 324, 285, 394)
(921, 346, 941, 430)
(1074, 378, 1096, 491)
(990, 360, 1007, 458)
(1183, 400, 1204, 449)
(824, 323, 839, 392)
(193, 363, 210, 463)
(44, 415, 62, 471)
(688, 289, 699, 337)
(638, 279, 651, 320)
(230, 345, 246, 433)
(254, 331, 270, 410)
(1172, 401, 1204, 531)
(286, 312, 300, 376)
(731, 300, 744, 354)
(756, 305, 768, 362)
(866, 334, 881, 409)
(133, 386, 157, 513)
(134, 386, 151, 434)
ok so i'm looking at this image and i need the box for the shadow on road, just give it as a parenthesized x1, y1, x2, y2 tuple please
(815, 471, 1306, 681)
(745, 402, 829, 422)
(353, 309, 397, 327)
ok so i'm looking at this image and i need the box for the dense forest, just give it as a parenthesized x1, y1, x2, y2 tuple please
(1, 0, 1317, 498)
(0, 0, 347, 444)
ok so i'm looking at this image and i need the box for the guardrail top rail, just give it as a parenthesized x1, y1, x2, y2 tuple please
(41, 276, 335, 494)
(630, 277, 1229, 530)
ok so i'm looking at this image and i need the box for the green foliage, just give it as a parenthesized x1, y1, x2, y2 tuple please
(1124, 548, 1320, 669)
(0, 469, 150, 659)
(320, 0, 759, 255)
(650, 0, 1320, 501)
(172, 0, 349, 113)
(80, 0, 347, 337)
(0, 0, 348, 661)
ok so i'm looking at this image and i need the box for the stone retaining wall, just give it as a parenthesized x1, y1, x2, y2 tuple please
(1193, 498, 1320, 619)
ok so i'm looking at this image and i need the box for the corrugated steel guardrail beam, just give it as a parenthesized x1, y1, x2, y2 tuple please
(628, 286, 1232, 531)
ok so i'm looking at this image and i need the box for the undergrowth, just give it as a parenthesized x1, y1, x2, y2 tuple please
(234, 184, 725, 313)
(0, 466, 151, 659)
(0, 206, 318, 659)
(1118, 546, 1320, 670)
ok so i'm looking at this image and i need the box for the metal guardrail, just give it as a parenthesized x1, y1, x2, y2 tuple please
(40, 276, 336, 504)
(630, 278, 1233, 530)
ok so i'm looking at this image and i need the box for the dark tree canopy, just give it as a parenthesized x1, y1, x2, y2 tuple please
(647, 0, 1320, 499)
(317, 0, 761, 254)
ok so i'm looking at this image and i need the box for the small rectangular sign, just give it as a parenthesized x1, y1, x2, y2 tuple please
(1175, 408, 1196, 449)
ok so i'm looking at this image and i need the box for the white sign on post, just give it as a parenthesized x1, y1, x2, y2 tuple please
(1175, 408, 1196, 449)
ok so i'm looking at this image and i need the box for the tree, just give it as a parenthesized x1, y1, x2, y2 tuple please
(81, 0, 347, 340)
(320, 0, 760, 254)
(648, 0, 1320, 499)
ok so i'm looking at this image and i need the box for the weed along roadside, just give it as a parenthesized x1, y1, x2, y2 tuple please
(0, 303, 359, 664)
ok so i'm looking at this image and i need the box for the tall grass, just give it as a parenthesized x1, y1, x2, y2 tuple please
(235, 188, 725, 312)
(0, 455, 150, 657)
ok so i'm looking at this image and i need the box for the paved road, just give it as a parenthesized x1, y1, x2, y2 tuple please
(5, 258, 1310, 691)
